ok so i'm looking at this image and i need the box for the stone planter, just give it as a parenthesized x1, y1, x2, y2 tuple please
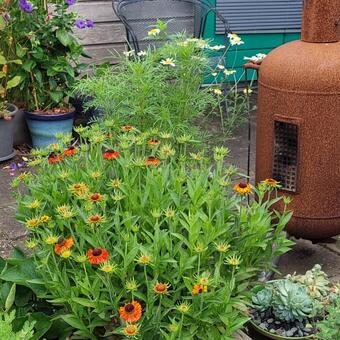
(0, 104, 17, 161)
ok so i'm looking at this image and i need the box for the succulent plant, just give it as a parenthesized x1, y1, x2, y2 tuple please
(272, 280, 314, 322)
(252, 287, 272, 312)
(287, 264, 330, 299)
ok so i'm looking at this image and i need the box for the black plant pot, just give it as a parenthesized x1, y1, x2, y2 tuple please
(71, 94, 103, 124)
(0, 104, 18, 161)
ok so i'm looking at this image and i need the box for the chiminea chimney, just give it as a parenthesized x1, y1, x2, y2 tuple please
(301, 0, 340, 43)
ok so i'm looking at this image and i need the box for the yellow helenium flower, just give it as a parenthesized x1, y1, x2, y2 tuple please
(233, 182, 252, 195)
(137, 253, 152, 265)
(90, 171, 101, 179)
(25, 218, 40, 228)
(126, 278, 139, 291)
(176, 301, 191, 313)
(45, 235, 59, 245)
(60, 250, 72, 259)
(164, 208, 175, 218)
(99, 262, 117, 273)
(40, 215, 50, 223)
(75, 254, 87, 263)
(214, 242, 230, 253)
(109, 179, 121, 188)
(168, 323, 179, 333)
(225, 255, 241, 267)
(27, 199, 40, 209)
(25, 239, 38, 249)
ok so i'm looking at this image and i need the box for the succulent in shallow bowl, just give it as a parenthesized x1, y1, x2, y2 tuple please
(249, 265, 339, 339)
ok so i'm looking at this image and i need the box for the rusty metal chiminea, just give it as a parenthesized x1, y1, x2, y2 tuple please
(255, 0, 340, 239)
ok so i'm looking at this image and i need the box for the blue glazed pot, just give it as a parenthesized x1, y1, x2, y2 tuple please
(25, 110, 75, 148)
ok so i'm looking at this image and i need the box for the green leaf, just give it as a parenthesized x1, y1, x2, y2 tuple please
(59, 314, 90, 335)
(0, 54, 7, 64)
(0, 71, 5, 78)
(6, 76, 22, 89)
(29, 312, 52, 340)
(8, 59, 22, 65)
(71, 297, 96, 308)
(22, 59, 36, 72)
(16, 44, 26, 58)
(56, 29, 73, 47)
(5, 283, 16, 311)
(50, 91, 64, 103)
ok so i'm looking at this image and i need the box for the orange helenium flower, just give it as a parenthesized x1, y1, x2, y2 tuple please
(123, 324, 139, 337)
(121, 125, 135, 132)
(153, 282, 170, 295)
(63, 145, 77, 156)
(233, 182, 252, 195)
(88, 214, 103, 224)
(145, 156, 161, 166)
(262, 178, 280, 187)
(89, 193, 102, 202)
(147, 139, 160, 146)
(119, 301, 142, 322)
(103, 149, 120, 160)
(88, 248, 109, 264)
(192, 284, 208, 295)
(48, 152, 64, 164)
(54, 237, 74, 255)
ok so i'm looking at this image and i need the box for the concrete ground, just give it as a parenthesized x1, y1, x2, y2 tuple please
(0, 167, 27, 257)
(0, 111, 339, 282)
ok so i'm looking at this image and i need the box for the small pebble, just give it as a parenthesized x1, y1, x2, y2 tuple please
(275, 321, 281, 325)
(269, 329, 276, 334)
(267, 318, 274, 323)
(290, 327, 297, 334)
(298, 329, 304, 337)
(259, 323, 267, 330)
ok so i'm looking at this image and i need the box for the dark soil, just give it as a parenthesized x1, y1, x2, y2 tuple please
(32, 107, 74, 115)
(250, 308, 318, 338)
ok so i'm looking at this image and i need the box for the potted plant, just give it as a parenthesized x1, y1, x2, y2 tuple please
(1, 0, 93, 148)
(249, 265, 340, 339)
(0, 50, 21, 161)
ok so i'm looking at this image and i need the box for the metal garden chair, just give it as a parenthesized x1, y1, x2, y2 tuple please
(112, 0, 231, 52)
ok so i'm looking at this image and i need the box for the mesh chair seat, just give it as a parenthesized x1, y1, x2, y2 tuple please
(113, 0, 231, 52)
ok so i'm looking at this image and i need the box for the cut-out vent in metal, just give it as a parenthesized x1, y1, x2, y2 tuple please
(272, 120, 299, 192)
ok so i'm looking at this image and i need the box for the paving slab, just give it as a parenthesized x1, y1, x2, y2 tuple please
(277, 237, 340, 282)
(0, 169, 27, 257)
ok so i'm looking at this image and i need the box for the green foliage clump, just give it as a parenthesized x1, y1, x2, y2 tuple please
(0, 310, 35, 340)
(14, 122, 294, 339)
(75, 24, 249, 135)
(316, 295, 340, 340)
(1, 0, 88, 111)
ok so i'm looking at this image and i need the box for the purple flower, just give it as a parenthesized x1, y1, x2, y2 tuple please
(2, 12, 10, 21)
(86, 19, 94, 28)
(19, 0, 33, 13)
(9, 162, 18, 171)
(17, 161, 27, 168)
(75, 19, 86, 29)
(65, 0, 76, 6)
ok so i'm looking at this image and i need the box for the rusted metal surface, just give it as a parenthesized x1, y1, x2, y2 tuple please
(255, 0, 340, 239)
(301, 0, 340, 43)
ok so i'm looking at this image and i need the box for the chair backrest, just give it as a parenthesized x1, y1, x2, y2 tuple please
(113, 0, 230, 52)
